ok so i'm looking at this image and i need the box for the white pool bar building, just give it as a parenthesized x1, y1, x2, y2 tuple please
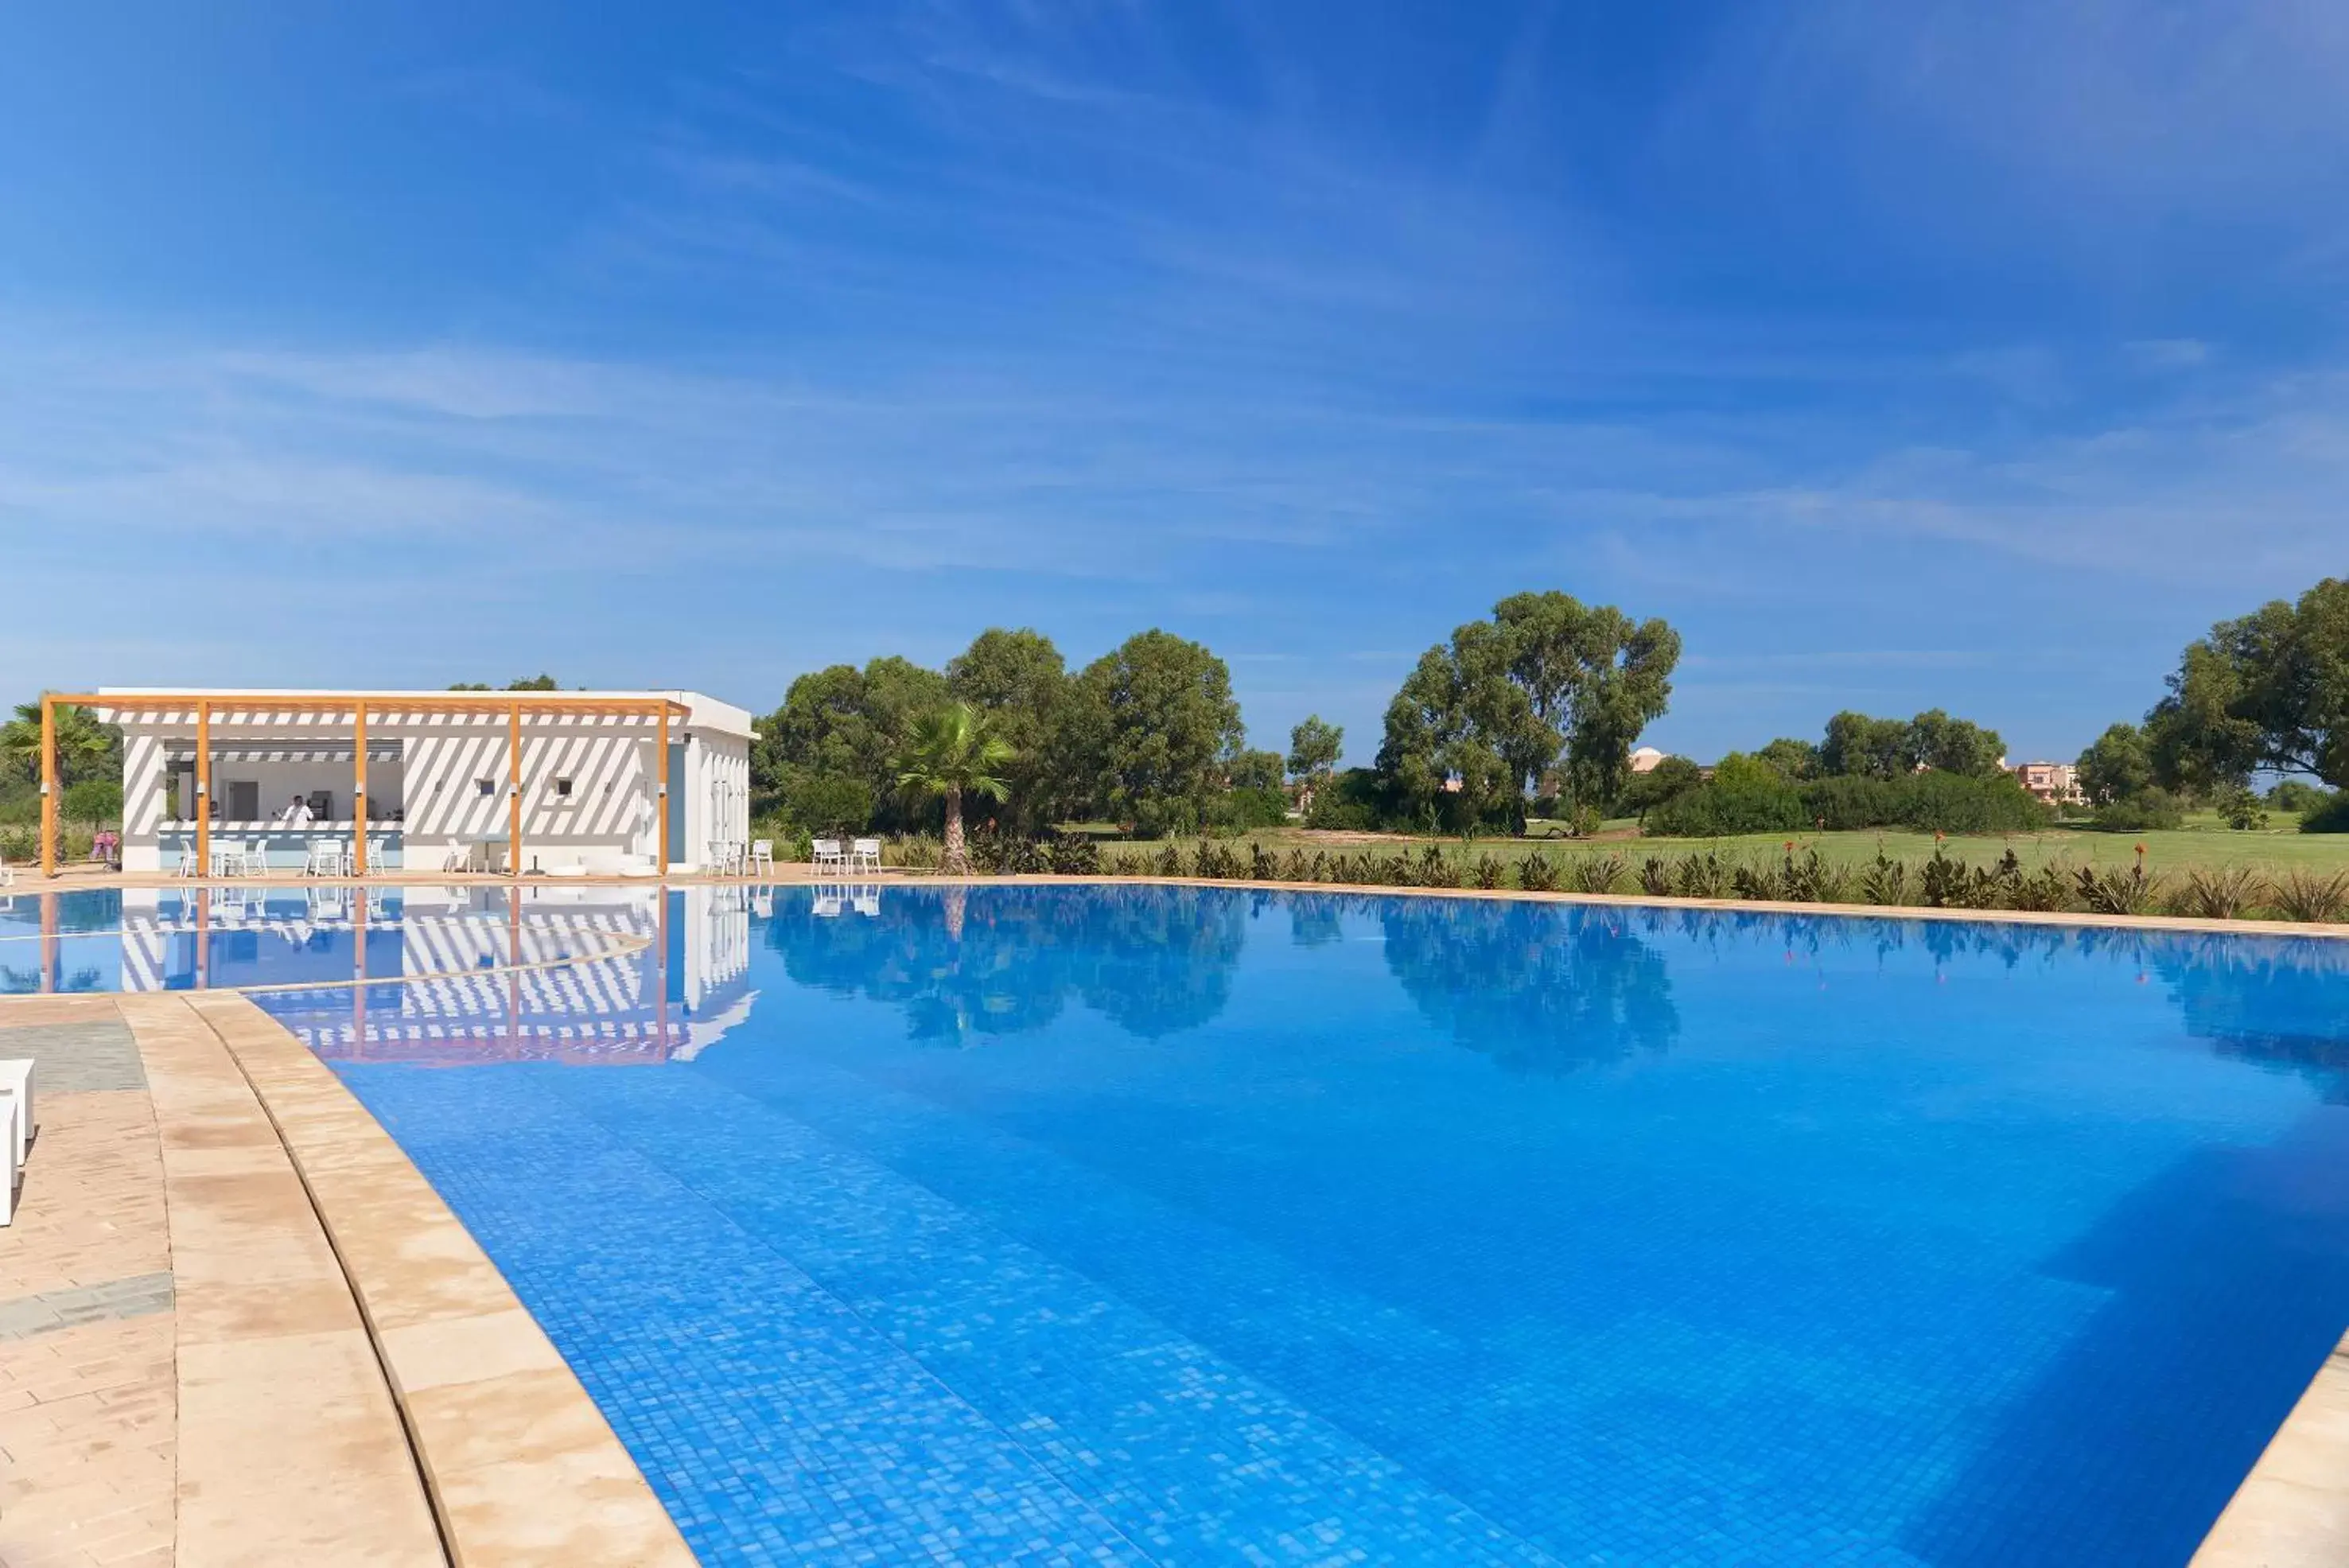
(36, 688, 754, 877)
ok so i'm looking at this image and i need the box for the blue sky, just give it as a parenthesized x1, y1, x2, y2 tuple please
(3, 2, 2346, 765)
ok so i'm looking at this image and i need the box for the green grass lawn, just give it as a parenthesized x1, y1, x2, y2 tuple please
(1095, 811, 2349, 880)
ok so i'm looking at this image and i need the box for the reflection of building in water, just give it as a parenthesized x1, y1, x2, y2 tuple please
(107, 885, 755, 1065)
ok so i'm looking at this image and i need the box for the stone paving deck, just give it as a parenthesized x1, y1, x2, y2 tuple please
(0, 988, 694, 1568)
(0, 997, 175, 1568)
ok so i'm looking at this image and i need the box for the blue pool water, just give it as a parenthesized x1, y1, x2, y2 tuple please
(9, 884, 2349, 1565)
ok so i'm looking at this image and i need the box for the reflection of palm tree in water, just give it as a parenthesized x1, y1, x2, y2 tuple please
(1379, 900, 1680, 1073)
(764, 885, 1249, 1045)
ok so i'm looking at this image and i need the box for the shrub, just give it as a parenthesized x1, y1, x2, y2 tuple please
(1568, 851, 1628, 895)
(1211, 787, 1292, 831)
(1673, 851, 1733, 900)
(1645, 759, 1807, 838)
(1638, 856, 1672, 897)
(2216, 784, 2270, 831)
(2090, 790, 2187, 832)
(1248, 842, 1281, 881)
(1775, 846, 1848, 904)
(1858, 851, 1909, 906)
(61, 779, 122, 827)
(2075, 863, 2163, 916)
(2268, 780, 2335, 816)
(1153, 842, 1184, 877)
(1516, 852, 1559, 893)
(1374, 851, 1414, 886)
(969, 830, 1046, 875)
(2273, 868, 2349, 922)
(2011, 862, 2075, 912)
(1189, 839, 1240, 879)
(2172, 865, 2265, 920)
(1412, 846, 1461, 888)
(1803, 771, 2051, 834)
(1472, 853, 1507, 890)
(1305, 768, 1389, 831)
(1044, 834, 1103, 875)
(1919, 849, 1969, 908)
(2303, 796, 2349, 834)
(887, 833, 940, 870)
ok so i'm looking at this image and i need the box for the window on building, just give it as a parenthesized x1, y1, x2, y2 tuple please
(476, 778, 496, 797)
(553, 777, 574, 800)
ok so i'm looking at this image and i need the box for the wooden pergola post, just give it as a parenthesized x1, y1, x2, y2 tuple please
(37, 697, 56, 877)
(656, 706, 671, 873)
(352, 702, 368, 877)
(195, 700, 212, 880)
(507, 700, 523, 877)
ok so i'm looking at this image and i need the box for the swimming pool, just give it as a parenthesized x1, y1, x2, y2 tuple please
(9, 883, 2347, 1564)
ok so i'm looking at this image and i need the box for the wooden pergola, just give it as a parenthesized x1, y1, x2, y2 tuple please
(38, 691, 693, 880)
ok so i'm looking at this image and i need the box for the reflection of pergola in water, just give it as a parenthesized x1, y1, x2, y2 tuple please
(33, 689, 691, 877)
(117, 889, 755, 1066)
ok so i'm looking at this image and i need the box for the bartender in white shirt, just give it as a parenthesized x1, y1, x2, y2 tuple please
(278, 793, 314, 827)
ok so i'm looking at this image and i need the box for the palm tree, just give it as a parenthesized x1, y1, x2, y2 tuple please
(0, 698, 116, 788)
(896, 702, 1015, 877)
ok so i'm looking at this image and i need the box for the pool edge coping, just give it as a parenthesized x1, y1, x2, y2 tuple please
(180, 990, 698, 1568)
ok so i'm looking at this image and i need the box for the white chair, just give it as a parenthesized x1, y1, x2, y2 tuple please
(811, 838, 846, 876)
(0, 852, 12, 888)
(850, 837, 882, 874)
(236, 839, 271, 877)
(208, 839, 240, 878)
(441, 838, 473, 873)
(749, 839, 775, 876)
(1, 1056, 33, 1181)
(0, 1094, 18, 1227)
(173, 835, 202, 877)
(0, 1062, 33, 1231)
(851, 885, 881, 917)
(305, 838, 346, 877)
(813, 893, 844, 917)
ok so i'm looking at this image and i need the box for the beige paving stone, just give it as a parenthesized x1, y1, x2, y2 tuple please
(378, 1307, 567, 1395)
(176, 1331, 441, 1567)
(407, 1367, 695, 1568)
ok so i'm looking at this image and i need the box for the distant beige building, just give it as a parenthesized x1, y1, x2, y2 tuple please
(1629, 746, 1667, 774)
(2012, 761, 2086, 807)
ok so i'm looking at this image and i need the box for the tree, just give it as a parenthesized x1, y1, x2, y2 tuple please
(1, 698, 119, 789)
(61, 778, 122, 830)
(1070, 631, 1245, 836)
(752, 656, 951, 831)
(2146, 579, 2349, 790)
(448, 675, 560, 691)
(1492, 592, 1681, 807)
(1615, 754, 1701, 819)
(1286, 716, 1344, 792)
(896, 702, 1014, 877)
(1376, 593, 1679, 831)
(1227, 749, 1285, 792)
(1754, 737, 1821, 780)
(1820, 712, 1916, 778)
(1377, 623, 1545, 833)
(947, 628, 1071, 831)
(1818, 709, 2003, 778)
(1907, 709, 2005, 776)
(2076, 722, 2156, 807)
